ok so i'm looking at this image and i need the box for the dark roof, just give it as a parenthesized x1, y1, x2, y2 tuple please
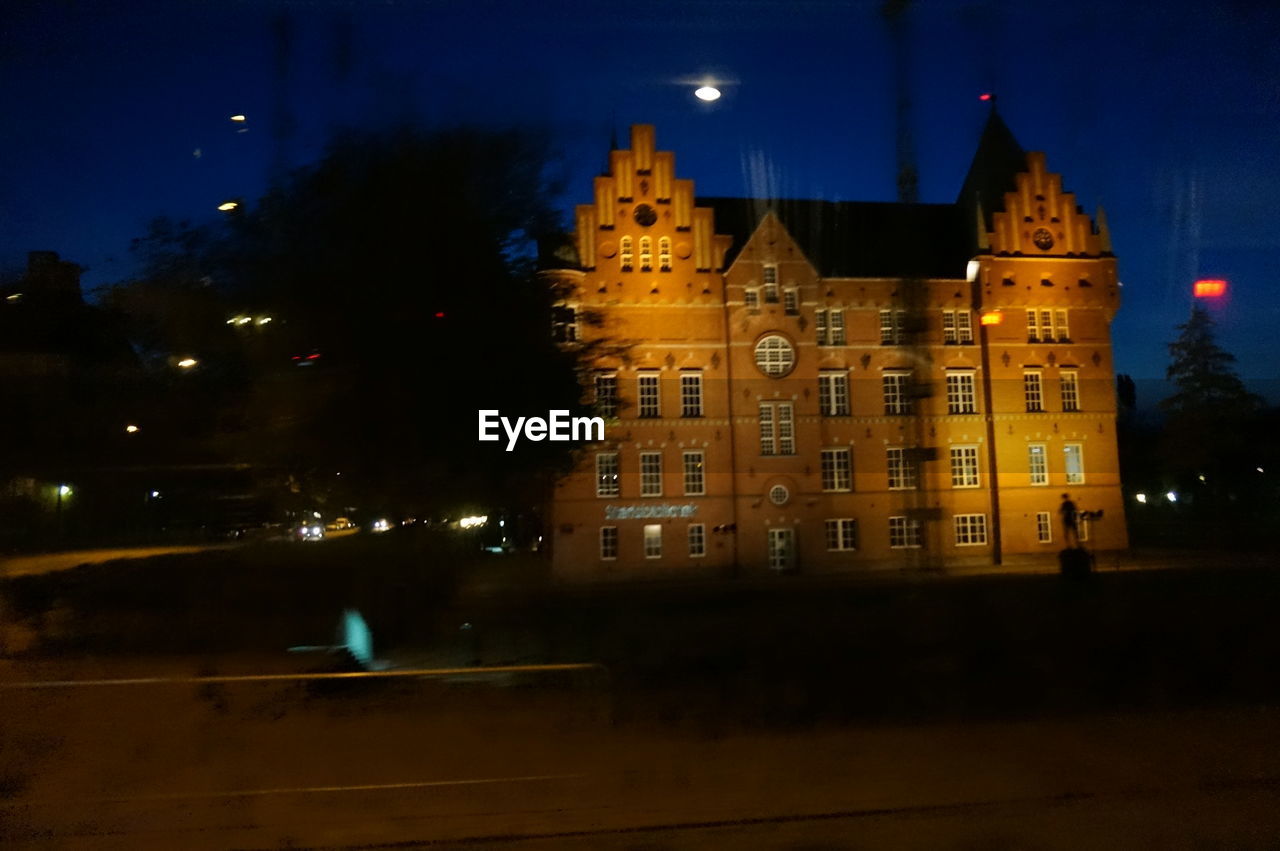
(699, 197, 973, 279)
(956, 107, 1027, 231)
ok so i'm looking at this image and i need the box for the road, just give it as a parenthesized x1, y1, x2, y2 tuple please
(2, 667, 1278, 848)
(0, 544, 237, 579)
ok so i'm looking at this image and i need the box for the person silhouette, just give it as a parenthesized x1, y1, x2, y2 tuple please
(1059, 493, 1080, 548)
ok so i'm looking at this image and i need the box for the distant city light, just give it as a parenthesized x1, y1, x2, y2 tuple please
(177, 357, 198, 368)
(371, 518, 392, 533)
(217, 201, 239, 212)
(237, 316, 252, 325)
(1135, 492, 1147, 504)
(230, 114, 246, 122)
(458, 515, 488, 529)
(125, 424, 139, 434)
(694, 86, 721, 102)
(1259, 467, 1266, 473)
(256, 316, 272, 325)
(5, 293, 21, 302)
(1198, 474, 1206, 482)
(1166, 491, 1178, 503)
(58, 485, 72, 497)
(1193, 279, 1227, 298)
(150, 490, 160, 498)
(980, 310, 1003, 325)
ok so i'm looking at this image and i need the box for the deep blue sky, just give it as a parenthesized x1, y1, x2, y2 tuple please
(4, 0, 1278, 389)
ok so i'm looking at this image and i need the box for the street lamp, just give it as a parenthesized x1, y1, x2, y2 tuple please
(217, 201, 239, 212)
(125, 424, 139, 434)
(177, 357, 198, 369)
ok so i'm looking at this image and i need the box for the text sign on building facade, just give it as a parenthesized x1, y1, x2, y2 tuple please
(605, 504, 698, 520)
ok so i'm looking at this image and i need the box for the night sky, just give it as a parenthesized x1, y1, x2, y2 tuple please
(4, 0, 1278, 392)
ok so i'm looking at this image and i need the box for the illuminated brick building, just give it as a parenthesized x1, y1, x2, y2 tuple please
(544, 116, 1127, 576)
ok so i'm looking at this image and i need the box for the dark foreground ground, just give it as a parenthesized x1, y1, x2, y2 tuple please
(3, 536, 1280, 846)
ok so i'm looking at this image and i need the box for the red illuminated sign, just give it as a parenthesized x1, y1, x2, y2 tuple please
(1193, 279, 1227, 298)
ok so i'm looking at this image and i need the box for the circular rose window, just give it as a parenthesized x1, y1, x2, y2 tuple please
(768, 484, 790, 506)
(754, 335, 795, 377)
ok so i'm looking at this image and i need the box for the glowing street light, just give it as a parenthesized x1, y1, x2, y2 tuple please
(1193, 279, 1227, 299)
(230, 114, 247, 122)
(694, 86, 721, 102)
(125, 424, 139, 434)
(980, 310, 1004, 326)
(1134, 492, 1148, 504)
(58, 484, 73, 497)
(217, 201, 239, 212)
(1165, 491, 1178, 503)
(177, 357, 198, 369)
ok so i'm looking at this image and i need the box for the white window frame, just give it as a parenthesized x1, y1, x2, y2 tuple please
(643, 524, 662, 559)
(600, 526, 618, 560)
(821, 447, 852, 492)
(887, 447, 917, 490)
(953, 513, 988, 546)
(945, 371, 977, 414)
(1055, 309, 1070, 342)
(1028, 443, 1048, 486)
(879, 309, 905, 345)
(1064, 443, 1084, 485)
(819, 370, 850, 416)
(1026, 308, 1042, 342)
(594, 372, 618, 418)
(640, 451, 663, 496)
(783, 288, 799, 315)
(744, 288, 760, 309)
(682, 450, 705, 496)
(883, 371, 913, 415)
(639, 236, 652, 271)
(949, 445, 980, 488)
(620, 236, 633, 271)
(658, 236, 672, 272)
(943, 309, 973, 344)
(762, 264, 779, 302)
(817, 309, 846, 346)
(688, 523, 706, 557)
(1036, 511, 1053, 544)
(754, 335, 795, 377)
(1024, 370, 1044, 413)
(638, 371, 660, 418)
(825, 518, 858, 551)
(759, 401, 795, 456)
(1060, 370, 1080, 412)
(596, 452, 620, 497)
(680, 371, 703, 418)
(889, 516, 922, 549)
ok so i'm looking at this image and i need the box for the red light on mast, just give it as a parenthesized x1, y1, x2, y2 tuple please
(1193, 279, 1227, 298)
(979, 93, 992, 102)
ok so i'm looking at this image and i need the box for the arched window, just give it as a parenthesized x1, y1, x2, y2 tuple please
(658, 237, 672, 272)
(620, 236, 633, 271)
(639, 237, 652, 271)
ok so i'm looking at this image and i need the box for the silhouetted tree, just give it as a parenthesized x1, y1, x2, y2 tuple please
(1161, 305, 1259, 419)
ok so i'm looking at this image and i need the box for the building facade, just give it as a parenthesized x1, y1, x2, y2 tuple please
(545, 117, 1127, 577)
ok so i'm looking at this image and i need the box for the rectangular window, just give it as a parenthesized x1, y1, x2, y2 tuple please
(949, 445, 980, 488)
(595, 373, 618, 418)
(759, 402, 795, 455)
(640, 451, 662, 496)
(783, 289, 799, 315)
(639, 236, 652, 272)
(680, 371, 703, 417)
(551, 305, 579, 343)
(620, 237, 633, 271)
(889, 516, 922, 549)
(744, 288, 759, 309)
(600, 526, 618, 560)
(1060, 371, 1080, 412)
(1036, 511, 1053, 544)
(643, 524, 661, 559)
(688, 523, 706, 557)
(887, 447, 917, 490)
(659, 237, 672, 272)
(596, 452, 619, 497)
(1027, 308, 1041, 342)
(821, 448, 852, 492)
(762, 264, 779, 302)
(816, 308, 846, 345)
(682, 450, 705, 496)
(1055, 309, 1070, 342)
(825, 518, 858, 551)
(819, 371, 850, 416)
(953, 513, 988, 546)
(943, 309, 973, 344)
(945, 371, 977, 414)
(1064, 443, 1084, 484)
(638, 371, 660, 418)
(1028, 444, 1048, 486)
(883, 371, 913, 415)
(879, 309, 905, 345)
(1024, 371, 1043, 412)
